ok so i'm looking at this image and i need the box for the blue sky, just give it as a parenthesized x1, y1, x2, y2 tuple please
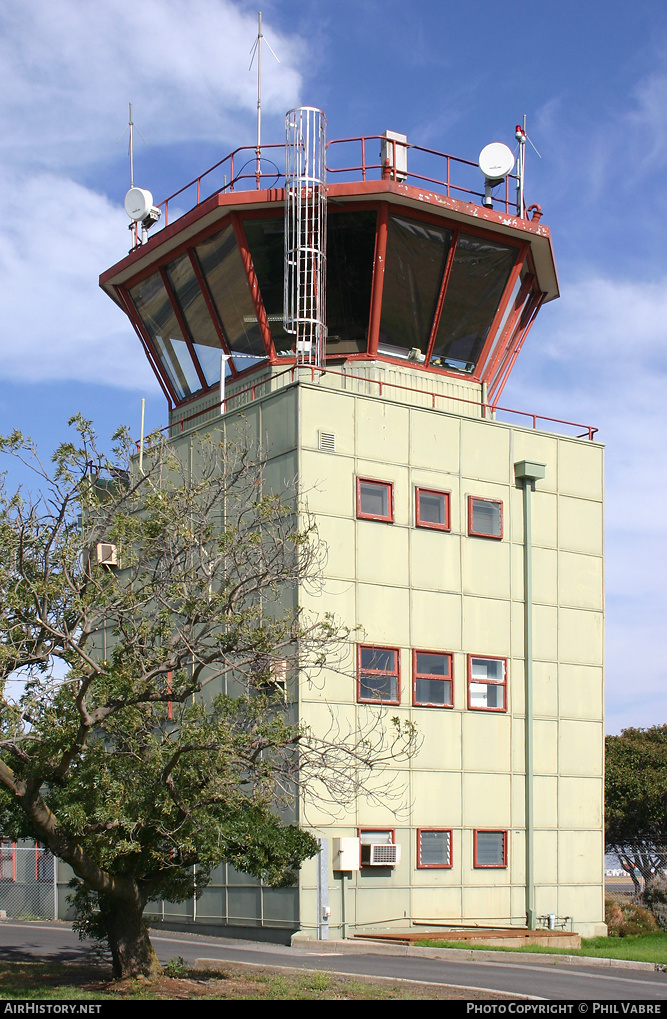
(0, 0, 665, 734)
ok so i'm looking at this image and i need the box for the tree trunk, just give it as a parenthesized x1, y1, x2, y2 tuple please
(98, 893, 162, 979)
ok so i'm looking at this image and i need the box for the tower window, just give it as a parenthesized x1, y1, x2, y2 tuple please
(413, 651, 453, 707)
(415, 488, 450, 531)
(468, 496, 503, 538)
(357, 646, 400, 704)
(474, 830, 508, 868)
(356, 478, 394, 522)
(417, 829, 452, 868)
(468, 656, 506, 712)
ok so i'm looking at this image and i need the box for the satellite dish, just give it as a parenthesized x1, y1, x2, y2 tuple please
(124, 187, 154, 221)
(478, 143, 515, 183)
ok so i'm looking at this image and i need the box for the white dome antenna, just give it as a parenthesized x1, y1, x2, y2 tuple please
(478, 142, 515, 209)
(124, 186, 161, 245)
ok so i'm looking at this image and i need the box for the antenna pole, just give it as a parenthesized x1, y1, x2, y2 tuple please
(256, 12, 262, 187)
(520, 113, 526, 218)
(129, 102, 134, 188)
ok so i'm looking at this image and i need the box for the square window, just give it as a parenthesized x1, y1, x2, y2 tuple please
(474, 829, 507, 868)
(415, 488, 450, 531)
(468, 655, 507, 711)
(417, 829, 452, 868)
(413, 651, 453, 707)
(357, 478, 394, 522)
(357, 646, 400, 704)
(468, 496, 503, 538)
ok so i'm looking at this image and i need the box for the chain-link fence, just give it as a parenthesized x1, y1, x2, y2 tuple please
(0, 843, 58, 920)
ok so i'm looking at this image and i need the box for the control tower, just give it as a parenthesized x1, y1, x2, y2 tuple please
(100, 112, 605, 940)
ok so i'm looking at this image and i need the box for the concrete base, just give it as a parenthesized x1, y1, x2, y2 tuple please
(354, 928, 582, 950)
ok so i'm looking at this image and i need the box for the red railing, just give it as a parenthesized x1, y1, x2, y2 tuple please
(326, 135, 518, 214)
(137, 365, 597, 448)
(153, 135, 525, 230)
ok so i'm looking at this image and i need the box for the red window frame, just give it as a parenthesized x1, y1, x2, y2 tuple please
(357, 645, 400, 705)
(467, 495, 503, 539)
(473, 829, 508, 869)
(417, 828, 453, 869)
(415, 487, 451, 531)
(358, 827, 395, 869)
(0, 841, 16, 882)
(356, 477, 394, 523)
(412, 650, 453, 708)
(467, 655, 507, 713)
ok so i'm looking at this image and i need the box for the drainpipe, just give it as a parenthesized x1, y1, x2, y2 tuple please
(514, 459, 546, 931)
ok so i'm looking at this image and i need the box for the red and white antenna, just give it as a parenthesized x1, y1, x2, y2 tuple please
(515, 115, 541, 218)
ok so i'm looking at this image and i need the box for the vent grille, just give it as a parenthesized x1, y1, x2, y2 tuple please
(318, 430, 336, 453)
(361, 843, 401, 867)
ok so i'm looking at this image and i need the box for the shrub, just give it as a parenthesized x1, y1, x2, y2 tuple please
(641, 874, 667, 931)
(605, 897, 659, 937)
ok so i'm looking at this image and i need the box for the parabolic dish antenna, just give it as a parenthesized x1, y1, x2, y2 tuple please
(124, 187, 154, 221)
(478, 142, 515, 182)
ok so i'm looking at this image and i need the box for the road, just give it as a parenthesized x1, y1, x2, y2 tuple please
(0, 920, 665, 1001)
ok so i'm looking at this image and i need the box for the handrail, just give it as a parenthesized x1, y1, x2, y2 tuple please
(138, 363, 597, 447)
(149, 134, 528, 232)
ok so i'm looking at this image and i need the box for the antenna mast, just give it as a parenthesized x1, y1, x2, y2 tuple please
(128, 102, 134, 188)
(249, 11, 279, 187)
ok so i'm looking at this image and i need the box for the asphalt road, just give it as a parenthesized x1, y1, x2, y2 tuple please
(0, 920, 666, 1001)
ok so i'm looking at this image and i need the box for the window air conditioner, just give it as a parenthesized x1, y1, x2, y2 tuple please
(96, 542, 118, 566)
(361, 843, 401, 867)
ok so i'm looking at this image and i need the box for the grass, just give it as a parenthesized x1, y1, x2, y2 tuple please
(0, 961, 509, 1001)
(414, 931, 667, 965)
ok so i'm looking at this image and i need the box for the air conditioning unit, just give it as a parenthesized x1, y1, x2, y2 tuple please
(96, 542, 118, 566)
(361, 843, 401, 867)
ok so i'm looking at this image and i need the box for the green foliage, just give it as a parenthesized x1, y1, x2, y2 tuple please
(641, 875, 667, 931)
(0, 417, 416, 976)
(605, 725, 667, 885)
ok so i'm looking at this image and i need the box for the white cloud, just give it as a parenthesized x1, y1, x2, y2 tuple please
(504, 272, 667, 730)
(0, 170, 158, 389)
(0, 0, 304, 173)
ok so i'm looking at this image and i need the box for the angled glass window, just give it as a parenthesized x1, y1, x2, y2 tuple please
(468, 656, 506, 711)
(165, 252, 223, 387)
(327, 211, 377, 355)
(130, 272, 200, 400)
(413, 651, 453, 707)
(468, 496, 503, 539)
(195, 224, 267, 371)
(431, 234, 518, 373)
(242, 216, 291, 353)
(357, 646, 400, 704)
(417, 829, 452, 868)
(379, 214, 452, 360)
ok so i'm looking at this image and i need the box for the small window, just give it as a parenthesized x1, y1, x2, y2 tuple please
(0, 842, 16, 882)
(357, 478, 394, 522)
(468, 496, 503, 538)
(468, 656, 506, 712)
(357, 646, 400, 704)
(359, 829, 395, 868)
(474, 830, 507, 868)
(417, 829, 452, 869)
(416, 488, 450, 531)
(413, 651, 453, 707)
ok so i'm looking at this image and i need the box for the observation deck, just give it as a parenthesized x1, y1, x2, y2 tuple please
(99, 132, 583, 435)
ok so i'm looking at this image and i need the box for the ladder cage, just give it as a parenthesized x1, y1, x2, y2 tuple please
(284, 107, 327, 366)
